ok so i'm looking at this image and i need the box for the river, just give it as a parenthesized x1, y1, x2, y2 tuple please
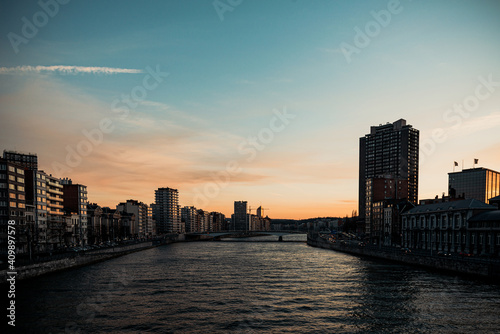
(15, 235, 500, 333)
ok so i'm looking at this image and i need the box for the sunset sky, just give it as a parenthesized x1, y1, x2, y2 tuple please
(1, 0, 500, 219)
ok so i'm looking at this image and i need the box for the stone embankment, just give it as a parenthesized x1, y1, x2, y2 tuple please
(1, 235, 185, 283)
(307, 233, 500, 281)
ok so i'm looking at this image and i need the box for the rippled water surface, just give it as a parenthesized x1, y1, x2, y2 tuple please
(16, 236, 500, 333)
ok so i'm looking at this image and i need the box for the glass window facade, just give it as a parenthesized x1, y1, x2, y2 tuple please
(449, 168, 500, 203)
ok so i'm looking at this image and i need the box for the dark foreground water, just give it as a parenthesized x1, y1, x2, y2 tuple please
(14, 235, 500, 333)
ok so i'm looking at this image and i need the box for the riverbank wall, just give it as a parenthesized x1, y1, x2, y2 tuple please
(307, 233, 500, 281)
(1, 235, 185, 283)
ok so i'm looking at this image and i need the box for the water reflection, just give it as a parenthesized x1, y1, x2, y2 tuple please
(15, 241, 500, 333)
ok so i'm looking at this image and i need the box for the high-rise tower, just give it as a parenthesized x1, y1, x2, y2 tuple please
(359, 119, 419, 233)
(153, 187, 181, 234)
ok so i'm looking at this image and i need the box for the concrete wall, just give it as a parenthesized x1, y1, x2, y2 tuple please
(1, 237, 186, 283)
(307, 234, 500, 280)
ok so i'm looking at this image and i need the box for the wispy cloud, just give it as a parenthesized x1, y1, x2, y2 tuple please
(0, 65, 144, 75)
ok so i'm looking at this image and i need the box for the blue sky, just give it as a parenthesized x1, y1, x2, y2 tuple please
(1, 0, 500, 218)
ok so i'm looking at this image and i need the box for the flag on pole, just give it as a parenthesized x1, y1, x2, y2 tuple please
(454, 161, 458, 166)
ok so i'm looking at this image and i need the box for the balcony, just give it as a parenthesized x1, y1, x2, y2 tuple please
(47, 180, 62, 188)
(48, 210, 64, 216)
(49, 189, 64, 195)
(47, 194, 62, 202)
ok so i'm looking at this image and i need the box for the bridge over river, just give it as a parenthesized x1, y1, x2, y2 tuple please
(185, 231, 307, 242)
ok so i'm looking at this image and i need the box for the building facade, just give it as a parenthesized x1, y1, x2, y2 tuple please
(87, 203, 103, 245)
(146, 205, 155, 238)
(467, 210, 500, 256)
(449, 167, 500, 204)
(29, 171, 48, 252)
(116, 199, 148, 238)
(211, 212, 226, 232)
(359, 119, 419, 235)
(0, 158, 27, 254)
(181, 206, 198, 233)
(402, 199, 496, 254)
(233, 201, 248, 231)
(153, 187, 182, 233)
(3, 150, 38, 170)
(46, 174, 64, 250)
(61, 178, 88, 246)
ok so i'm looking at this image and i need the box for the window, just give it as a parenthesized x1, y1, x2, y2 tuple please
(10, 202, 16, 208)
(18, 203, 25, 209)
(18, 186, 24, 192)
(16, 168, 23, 174)
(8, 166, 15, 172)
(9, 193, 16, 199)
(9, 175, 16, 181)
(17, 177, 24, 183)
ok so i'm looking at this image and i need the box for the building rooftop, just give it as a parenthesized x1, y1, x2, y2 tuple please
(469, 210, 500, 223)
(405, 198, 495, 215)
(449, 167, 500, 175)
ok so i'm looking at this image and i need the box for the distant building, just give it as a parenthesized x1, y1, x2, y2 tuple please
(153, 187, 182, 233)
(61, 178, 88, 246)
(3, 150, 38, 171)
(419, 194, 464, 205)
(46, 174, 64, 250)
(63, 212, 80, 247)
(0, 158, 28, 254)
(116, 199, 148, 238)
(372, 199, 414, 247)
(3, 151, 53, 253)
(211, 212, 226, 232)
(87, 203, 103, 245)
(359, 119, 419, 237)
(182, 206, 198, 232)
(365, 174, 409, 241)
(468, 210, 500, 256)
(402, 198, 496, 254)
(449, 167, 500, 204)
(146, 206, 155, 237)
(233, 201, 248, 231)
(197, 209, 210, 232)
(101, 207, 122, 242)
(25, 170, 49, 252)
(119, 212, 135, 239)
